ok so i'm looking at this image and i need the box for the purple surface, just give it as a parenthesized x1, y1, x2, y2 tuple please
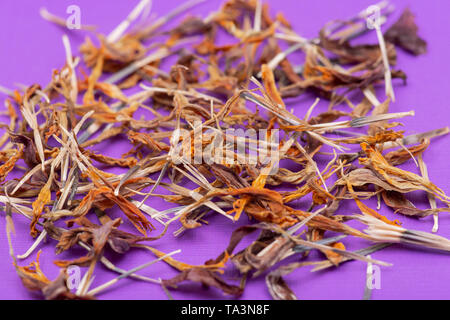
(0, 0, 449, 300)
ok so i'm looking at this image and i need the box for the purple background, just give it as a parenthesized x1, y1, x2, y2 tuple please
(0, 0, 449, 300)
